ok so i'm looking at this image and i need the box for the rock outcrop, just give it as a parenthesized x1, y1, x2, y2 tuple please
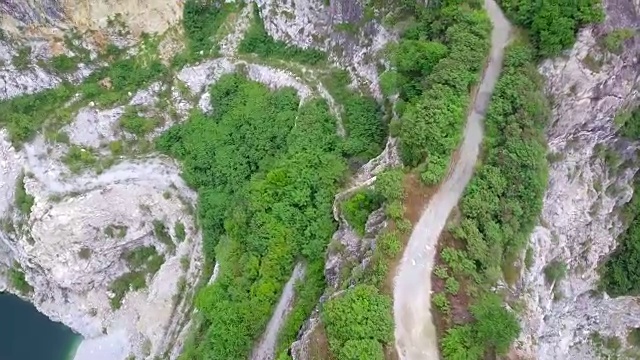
(255, 0, 395, 98)
(515, 0, 640, 358)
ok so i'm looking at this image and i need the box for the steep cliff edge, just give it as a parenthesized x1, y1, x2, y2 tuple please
(516, 0, 640, 357)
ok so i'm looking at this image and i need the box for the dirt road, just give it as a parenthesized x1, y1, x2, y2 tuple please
(251, 263, 306, 360)
(392, 0, 512, 358)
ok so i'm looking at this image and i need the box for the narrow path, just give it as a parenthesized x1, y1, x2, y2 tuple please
(392, 0, 512, 358)
(251, 263, 306, 360)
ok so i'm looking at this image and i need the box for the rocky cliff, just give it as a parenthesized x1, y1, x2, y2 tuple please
(515, 0, 640, 358)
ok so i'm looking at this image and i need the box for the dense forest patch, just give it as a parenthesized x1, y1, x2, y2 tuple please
(497, 0, 603, 57)
(392, 0, 492, 184)
(162, 73, 381, 359)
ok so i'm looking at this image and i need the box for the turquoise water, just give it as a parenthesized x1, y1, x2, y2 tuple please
(0, 293, 81, 360)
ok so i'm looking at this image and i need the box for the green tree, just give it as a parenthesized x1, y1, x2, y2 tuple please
(322, 285, 393, 350)
(470, 294, 520, 355)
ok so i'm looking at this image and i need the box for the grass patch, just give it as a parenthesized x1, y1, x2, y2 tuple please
(12, 46, 31, 69)
(15, 174, 34, 216)
(341, 189, 382, 236)
(50, 54, 79, 74)
(109, 245, 165, 309)
(62, 145, 97, 173)
(78, 247, 92, 260)
(153, 219, 175, 254)
(582, 52, 603, 73)
(543, 260, 567, 285)
(174, 221, 186, 242)
(0, 83, 76, 145)
(600, 28, 635, 54)
(118, 107, 159, 137)
(104, 224, 128, 238)
(9, 263, 33, 295)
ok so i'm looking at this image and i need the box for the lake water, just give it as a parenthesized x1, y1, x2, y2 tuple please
(0, 293, 81, 360)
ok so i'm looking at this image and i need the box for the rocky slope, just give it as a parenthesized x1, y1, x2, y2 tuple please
(255, 0, 394, 98)
(515, 0, 640, 358)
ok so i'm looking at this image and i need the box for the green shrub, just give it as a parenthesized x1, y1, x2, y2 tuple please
(50, 54, 78, 73)
(0, 83, 75, 144)
(62, 145, 97, 173)
(104, 224, 127, 238)
(441, 325, 483, 360)
(384, 200, 404, 220)
(153, 220, 175, 254)
(617, 107, 640, 138)
(445, 277, 460, 295)
(340, 95, 386, 163)
(109, 271, 146, 309)
(391, 40, 448, 101)
(601, 28, 635, 54)
(379, 71, 399, 98)
(109, 246, 164, 309)
(179, 0, 234, 63)
(375, 168, 405, 201)
(432, 292, 450, 315)
(377, 231, 402, 258)
(322, 285, 393, 352)
(543, 260, 567, 284)
(398, 5, 491, 180)
(601, 177, 640, 296)
(12, 46, 31, 69)
(627, 328, 640, 347)
(442, 295, 520, 358)
(8, 263, 33, 295)
(342, 189, 382, 236)
(124, 246, 161, 270)
(434, 266, 449, 279)
(15, 174, 34, 215)
(80, 57, 168, 106)
(119, 108, 158, 137)
(174, 221, 186, 242)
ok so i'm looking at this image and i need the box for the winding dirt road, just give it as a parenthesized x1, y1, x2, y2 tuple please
(392, 0, 512, 358)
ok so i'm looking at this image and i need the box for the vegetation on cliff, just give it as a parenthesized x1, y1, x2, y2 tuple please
(601, 106, 640, 296)
(393, 0, 491, 184)
(497, 0, 603, 57)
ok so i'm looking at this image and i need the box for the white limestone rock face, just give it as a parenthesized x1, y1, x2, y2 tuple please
(515, 1, 640, 358)
(0, 32, 202, 359)
(255, 0, 396, 98)
(64, 106, 125, 148)
(0, 144, 204, 359)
